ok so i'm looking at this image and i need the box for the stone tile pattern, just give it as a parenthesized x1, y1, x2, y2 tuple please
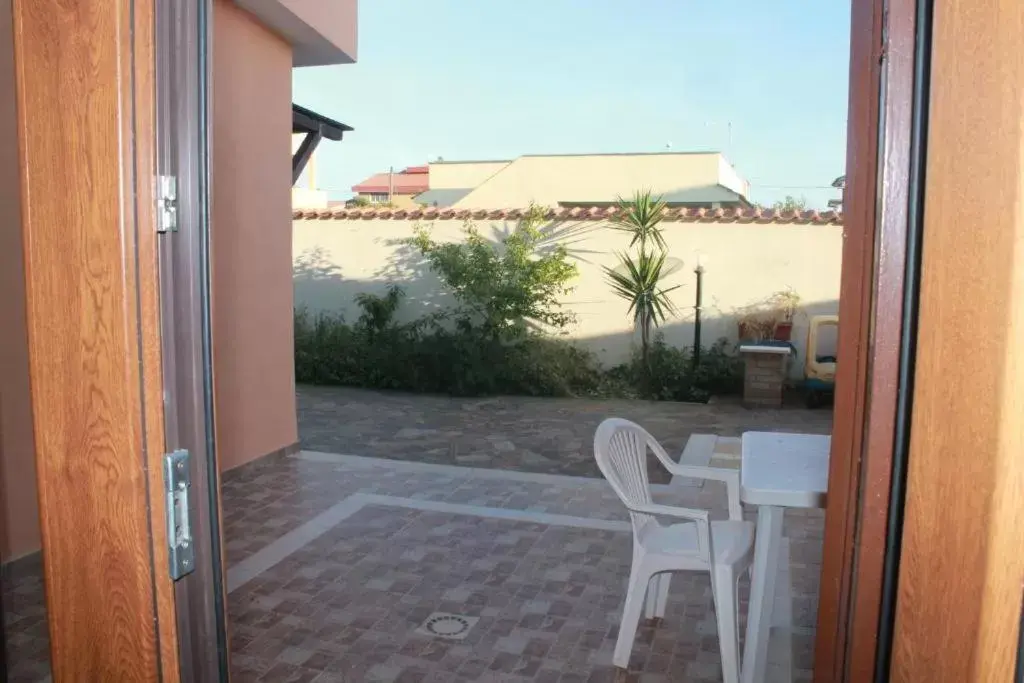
(3, 387, 828, 682)
(297, 386, 833, 482)
(229, 504, 809, 683)
(1, 558, 51, 683)
(222, 454, 824, 682)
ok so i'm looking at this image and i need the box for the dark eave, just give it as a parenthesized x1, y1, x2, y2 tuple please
(292, 103, 352, 141)
(292, 104, 352, 185)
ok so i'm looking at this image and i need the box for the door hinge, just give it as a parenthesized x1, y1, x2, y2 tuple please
(164, 449, 195, 580)
(157, 175, 178, 233)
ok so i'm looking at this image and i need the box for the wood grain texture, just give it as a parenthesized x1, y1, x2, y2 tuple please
(812, 0, 885, 679)
(891, 0, 1024, 679)
(12, 0, 178, 680)
(844, 0, 916, 678)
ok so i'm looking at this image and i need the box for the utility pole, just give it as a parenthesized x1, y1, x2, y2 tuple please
(388, 166, 394, 203)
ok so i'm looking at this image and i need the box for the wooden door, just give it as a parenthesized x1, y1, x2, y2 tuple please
(888, 0, 1024, 679)
(10, 0, 219, 679)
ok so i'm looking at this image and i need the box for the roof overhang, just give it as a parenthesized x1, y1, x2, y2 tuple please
(292, 104, 352, 185)
(293, 104, 352, 141)
(234, 0, 358, 67)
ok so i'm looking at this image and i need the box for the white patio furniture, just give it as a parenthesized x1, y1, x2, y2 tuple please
(740, 431, 830, 683)
(594, 418, 754, 683)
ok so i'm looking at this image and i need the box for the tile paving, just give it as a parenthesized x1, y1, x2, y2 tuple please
(297, 386, 833, 482)
(1, 557, 50, 683)
(3, 388, 830, 682)
(222, 452, 823, 682)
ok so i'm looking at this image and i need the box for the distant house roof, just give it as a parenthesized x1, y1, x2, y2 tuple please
(352, 166, 430, 195)
(559, 184, 749, 209)
(661, 184, 750, 207)
(413, 188, 475, 207)
(449, 152, 749, 209)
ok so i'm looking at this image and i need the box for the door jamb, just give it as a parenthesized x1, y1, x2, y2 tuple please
(813, 0, 918, 678)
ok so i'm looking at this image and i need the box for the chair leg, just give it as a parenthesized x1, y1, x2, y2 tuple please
(653, 573, 672, 620)
(614, 568, 650, 669)
(644, 574, 670, 621)
(645, 575, 658, 620)
(712, 565, 742, 683)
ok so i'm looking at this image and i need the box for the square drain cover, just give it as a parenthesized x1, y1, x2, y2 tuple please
(415, 612, 479, 640)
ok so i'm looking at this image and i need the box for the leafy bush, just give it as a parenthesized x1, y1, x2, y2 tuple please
(606, 336, 744, 402)
(295, 206, 743, 402)
(294, 305, 606, 397)
(409, 205, 578, 340)
(297, 301, 741, 402)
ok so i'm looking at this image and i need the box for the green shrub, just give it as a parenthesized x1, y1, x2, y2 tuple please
(296, 302, 742, 402)
(294, 304, 607, 397)
(409, 205, 578, 340)
(295, 207, 743, 402)
(606, 336, 744, 402)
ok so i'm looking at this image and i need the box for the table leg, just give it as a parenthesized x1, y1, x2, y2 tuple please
(742, 505, 785, 683)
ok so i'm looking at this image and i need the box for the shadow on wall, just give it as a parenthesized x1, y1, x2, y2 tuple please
(292, 217, 841, 377)
(293, 256, 839, 380)
(295, 243, 451, 322)
(293, 219, 609, 325)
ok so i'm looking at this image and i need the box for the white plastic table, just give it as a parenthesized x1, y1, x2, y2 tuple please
(740, 431, 831, 683)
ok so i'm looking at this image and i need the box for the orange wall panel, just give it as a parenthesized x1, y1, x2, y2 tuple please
(212, 0, 299, 471)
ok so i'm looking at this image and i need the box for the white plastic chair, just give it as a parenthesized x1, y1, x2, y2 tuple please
(594, 418, 754, 683)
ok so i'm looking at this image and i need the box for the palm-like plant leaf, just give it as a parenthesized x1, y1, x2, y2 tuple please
(611, 190, 668, 252)
(603, 249, 680, 329)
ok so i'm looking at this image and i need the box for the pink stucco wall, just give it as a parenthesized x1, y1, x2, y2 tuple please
(282, 0, 357, 63)
(212, 0, 299, 471)
(0, 0, 42, 562)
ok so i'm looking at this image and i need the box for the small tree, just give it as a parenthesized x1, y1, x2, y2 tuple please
(605, 249, 680, 361)
(771, 195, 808, 212)
(410, 205, 579, 341)
(604, 191, 679, 371)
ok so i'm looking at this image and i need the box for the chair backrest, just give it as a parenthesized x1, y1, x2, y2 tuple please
(594, 418, 659, 537)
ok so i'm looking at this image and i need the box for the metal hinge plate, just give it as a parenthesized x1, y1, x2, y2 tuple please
(164, 449, 195, 580)
(157, 175, 178, 233)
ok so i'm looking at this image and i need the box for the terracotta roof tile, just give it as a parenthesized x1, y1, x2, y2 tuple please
(350, 167, 430, 194)
(293, 206, 842, 225)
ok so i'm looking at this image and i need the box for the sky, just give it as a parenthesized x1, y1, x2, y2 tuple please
(293, 1, 852, 209)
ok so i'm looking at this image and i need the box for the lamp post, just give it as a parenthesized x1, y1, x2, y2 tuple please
(692, 254, 707, 372)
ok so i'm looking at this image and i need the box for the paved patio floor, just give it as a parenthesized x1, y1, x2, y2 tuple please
(3, 389, 830, 682)
(223, 451, 823, 682)
(298, 386, 833, 481)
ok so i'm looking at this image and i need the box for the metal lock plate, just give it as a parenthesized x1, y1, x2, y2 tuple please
(164, 449, 195, 580)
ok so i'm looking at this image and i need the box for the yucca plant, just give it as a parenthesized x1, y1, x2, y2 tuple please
(605, 190, 678, 380)
(605, 250, 680, 368)
(611, 190, 668, 251)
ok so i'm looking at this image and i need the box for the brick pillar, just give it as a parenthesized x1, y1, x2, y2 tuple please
(741, 350, 789, 408)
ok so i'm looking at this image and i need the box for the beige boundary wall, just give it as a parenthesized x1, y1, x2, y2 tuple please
(293, 208, 843, 376)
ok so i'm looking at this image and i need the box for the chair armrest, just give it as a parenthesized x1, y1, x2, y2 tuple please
(628, 502, 709, 525)
(666, 465, 744, 521)
(627, 502, 712, 558)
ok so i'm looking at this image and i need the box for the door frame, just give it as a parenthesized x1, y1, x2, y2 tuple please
(10, 0, 182, 678)
(155, 0, 228, 679)
(814, 0, 918, 677)
(19, 0, 1018, 679)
